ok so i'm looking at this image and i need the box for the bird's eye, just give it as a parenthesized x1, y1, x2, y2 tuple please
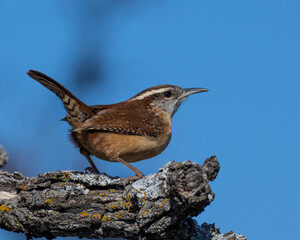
(164, 91, 172, 98)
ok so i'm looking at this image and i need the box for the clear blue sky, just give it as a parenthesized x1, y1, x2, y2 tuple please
(1, 1, 299, 239)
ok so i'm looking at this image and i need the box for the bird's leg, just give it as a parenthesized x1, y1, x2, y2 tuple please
(80, 149, 100, 174)
(115, 157, 145, 184)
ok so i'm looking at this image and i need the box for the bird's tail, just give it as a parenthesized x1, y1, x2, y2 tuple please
(27, 70, 93, 128)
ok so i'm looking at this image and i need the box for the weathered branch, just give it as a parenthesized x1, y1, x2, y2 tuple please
(0, 155, 246, 240)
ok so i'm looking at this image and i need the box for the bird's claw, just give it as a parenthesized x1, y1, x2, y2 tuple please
(84, 167, 100, 174)
(123, 173, 145, 186)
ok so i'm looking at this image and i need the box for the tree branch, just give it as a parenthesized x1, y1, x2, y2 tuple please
(0, 155, 246, 240)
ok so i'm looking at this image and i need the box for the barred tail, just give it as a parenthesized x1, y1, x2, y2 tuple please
(27, 70, 93, 127)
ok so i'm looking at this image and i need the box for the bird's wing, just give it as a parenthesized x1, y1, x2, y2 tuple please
(75, 107, 163, 137)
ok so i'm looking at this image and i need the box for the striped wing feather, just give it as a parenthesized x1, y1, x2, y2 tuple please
(76, 107, 163, 137)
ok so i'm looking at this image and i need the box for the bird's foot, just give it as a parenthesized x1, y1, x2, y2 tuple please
(124, 173, 145, 186)
(84, 167, 100, 174)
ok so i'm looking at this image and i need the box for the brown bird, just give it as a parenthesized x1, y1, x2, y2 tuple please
(27, 70, 208, 182)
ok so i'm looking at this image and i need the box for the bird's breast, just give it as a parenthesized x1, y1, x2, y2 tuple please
(76, 110, 172, 163)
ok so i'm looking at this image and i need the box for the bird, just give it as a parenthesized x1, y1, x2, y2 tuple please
(27, 70, 208, 182)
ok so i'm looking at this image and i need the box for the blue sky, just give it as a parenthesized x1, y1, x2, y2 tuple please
(1, 1, 300, 239)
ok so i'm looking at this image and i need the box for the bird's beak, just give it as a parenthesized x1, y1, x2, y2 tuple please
(180, 87, 209, 99)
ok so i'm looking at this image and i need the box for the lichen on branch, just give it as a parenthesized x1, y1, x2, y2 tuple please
(0, 155, 245, 240)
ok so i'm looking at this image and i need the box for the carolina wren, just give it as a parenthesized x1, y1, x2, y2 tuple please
(27, 70, 208, 182)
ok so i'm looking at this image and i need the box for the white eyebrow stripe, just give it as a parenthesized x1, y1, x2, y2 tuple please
(130, 88, 170, 101)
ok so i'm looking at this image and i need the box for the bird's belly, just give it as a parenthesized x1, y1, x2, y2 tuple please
(80, 132, 171, 163)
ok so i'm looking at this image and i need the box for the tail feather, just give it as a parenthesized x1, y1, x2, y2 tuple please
(27, 70, 93, 127)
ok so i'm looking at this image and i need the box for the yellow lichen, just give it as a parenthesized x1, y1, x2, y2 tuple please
(62, 172, 70, 182)
(122, 193, 132, 214)
(124, 193, 130, 201)
(61, 182, 67, 186)
(102, 215, 107, 221)
(142, 210, 149, 215)
(114, 210, 122, 219)
(21, 183, 28, 190)
(142, 191, 147, 202)
(177, 162, 183, 167)
(159, 198, 168, 207)
(0, 204, 12, 211)
(44, 197, 56, 206)
(80, 212, 88, 218)
(109, 189, 115, 193)
(123, 201, 132, 210)
(92, 213, 101, 220)
(110, 204, 116, 209)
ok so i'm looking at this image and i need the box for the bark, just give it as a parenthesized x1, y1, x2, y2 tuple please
(0, 155, 246, 240)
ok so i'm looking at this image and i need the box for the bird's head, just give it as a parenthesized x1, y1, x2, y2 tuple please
(130, 84, 208, 118)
